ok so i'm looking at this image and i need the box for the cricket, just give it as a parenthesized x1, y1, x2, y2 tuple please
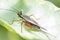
(17, 11, 55, 40)
(0, 8, 55, 40)
(17, 11, 47, 31)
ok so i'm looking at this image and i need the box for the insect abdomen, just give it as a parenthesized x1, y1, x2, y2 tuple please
(24, 21, 40, 29)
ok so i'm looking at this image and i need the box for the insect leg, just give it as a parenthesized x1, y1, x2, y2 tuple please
(11, 18, 24, 32)
(11, 18, 22, 24)
(39, 29, 56, 40)
(20, 20, 24, 32)
(29, 14, 40, 20)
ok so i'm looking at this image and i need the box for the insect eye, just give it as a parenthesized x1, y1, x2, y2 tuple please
(17, 11, 22, 17)
(20, 11, 22, 14)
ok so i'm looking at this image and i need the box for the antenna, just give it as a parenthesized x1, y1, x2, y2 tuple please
(0, 8, 17, 13)
(0, 0, 19, 13)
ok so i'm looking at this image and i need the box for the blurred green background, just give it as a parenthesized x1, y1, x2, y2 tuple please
(48, 0, 60, 7)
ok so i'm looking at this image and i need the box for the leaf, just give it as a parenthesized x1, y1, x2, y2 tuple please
(0, 19, 26, 40)
(0, 0, 59, 40)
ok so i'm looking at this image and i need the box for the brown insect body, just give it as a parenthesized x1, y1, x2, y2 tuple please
(24, 21, 40, 29)
(17, 11, 46, 30)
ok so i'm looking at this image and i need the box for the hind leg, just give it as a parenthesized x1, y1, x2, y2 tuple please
(29, 14, 40, 20)
(39, 29, 55, 40)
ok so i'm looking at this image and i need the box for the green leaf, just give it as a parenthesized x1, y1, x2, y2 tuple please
(0, 0, 59, 40)
(0, 19, 26, 40)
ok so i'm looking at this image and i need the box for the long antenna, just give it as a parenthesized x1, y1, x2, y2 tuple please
(4, 0, 19, 13)
(0, 8, 17, 13)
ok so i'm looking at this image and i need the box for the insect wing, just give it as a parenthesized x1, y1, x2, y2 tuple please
(21, 15, 47, 30)
(21, 14, 38, 25)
